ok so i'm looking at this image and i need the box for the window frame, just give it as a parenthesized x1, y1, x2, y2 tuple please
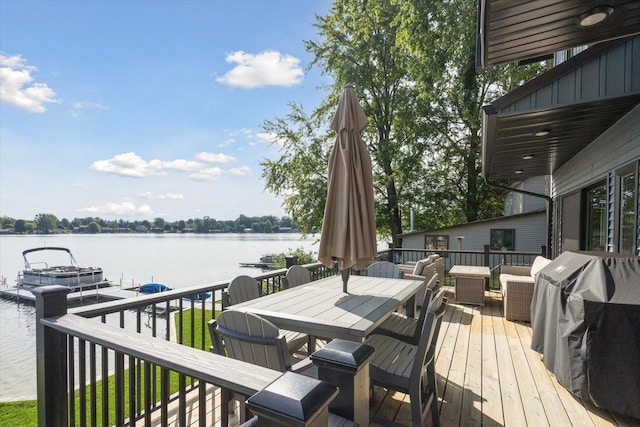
(424, 235, 449, 251)
(490, 229, 515, 251)
(581, 180, 608, 252)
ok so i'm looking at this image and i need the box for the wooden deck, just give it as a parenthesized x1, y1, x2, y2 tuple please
(150, 287, 640, 426)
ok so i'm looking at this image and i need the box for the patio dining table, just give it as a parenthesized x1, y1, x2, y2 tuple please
(227, 274, 424, 342)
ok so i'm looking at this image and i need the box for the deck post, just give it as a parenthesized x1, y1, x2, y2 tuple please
(243, 371, 339, 426)
(310, 339, 375, 426)
(33, 285, 70, 427)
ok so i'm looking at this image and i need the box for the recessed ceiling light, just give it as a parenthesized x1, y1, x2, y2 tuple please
(515, 170, 524, 174)
(577, 6, 614, 27)
(533, 128, 550, 137)
(522, 154, 534, 160)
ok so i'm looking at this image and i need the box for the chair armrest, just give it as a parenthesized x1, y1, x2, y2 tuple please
(398, 265, 414, 274)
(403, 273, 425, 281)
(500, 265, 532, 276)
(290, 356, 315, 373)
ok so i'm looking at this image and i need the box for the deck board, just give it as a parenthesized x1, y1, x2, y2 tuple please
(143, 286, 640, 426)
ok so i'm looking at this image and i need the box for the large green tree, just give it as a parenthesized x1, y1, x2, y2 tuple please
(397, 0, 547, 227)
(261, 0, 547, 243)
(263, 0, 427, 244)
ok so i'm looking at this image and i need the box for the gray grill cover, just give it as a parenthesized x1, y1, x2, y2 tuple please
(530, 251, 640, 418)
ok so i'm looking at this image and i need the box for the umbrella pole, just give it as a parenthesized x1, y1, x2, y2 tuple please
(341, 269, 350, 293)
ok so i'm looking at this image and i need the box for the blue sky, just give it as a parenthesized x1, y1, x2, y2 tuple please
(0, 0, 333, 222)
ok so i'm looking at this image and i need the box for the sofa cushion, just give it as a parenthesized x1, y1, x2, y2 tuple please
(412, 259, 430, 276)
(530, 256, 552, 279)
(500, 273, 534, 287)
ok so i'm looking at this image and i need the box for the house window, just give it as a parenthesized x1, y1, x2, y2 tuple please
(619, 170, 637, 254)
(424, 235, 448, 250)
(584, 182, 607, 251)
(490, 229, 515, 250)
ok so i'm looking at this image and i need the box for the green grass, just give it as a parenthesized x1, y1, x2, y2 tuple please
(0, 307, 217, 426)
(177, 307, 216, 350)
(0, 400, 37, 427)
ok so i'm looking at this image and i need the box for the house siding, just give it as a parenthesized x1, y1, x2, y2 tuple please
(552, 105, 640, 256)
(552, 105, 640, 197)
(401, 211, 547, 253)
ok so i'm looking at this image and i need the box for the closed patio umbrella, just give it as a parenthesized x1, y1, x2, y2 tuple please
(318, 85, 377, 292)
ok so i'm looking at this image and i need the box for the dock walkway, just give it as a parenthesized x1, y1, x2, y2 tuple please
(0, 285, 139, 303)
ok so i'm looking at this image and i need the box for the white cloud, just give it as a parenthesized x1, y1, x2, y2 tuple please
(69, 101, 109, 117)
(91, 152, 158, 178)
(139, 192, 184, 200)
(194, 152, 236, 164)
(218, 138, 236, 147)
(256, 131, 285, 146)
(188, 167, 223, 182)
(156, 159, 203, 171)
(90, 152, 203, 177)
(227, 166, 252, 177)
(78, 201, 155, 217)
(0, 53, 61, 113)
(216, 50, 303, 89)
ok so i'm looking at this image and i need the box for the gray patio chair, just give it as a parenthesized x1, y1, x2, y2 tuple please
(371, 274, 439, 345)
(366, 288, 448, 427)
(227, 275, 261, 304)
(283, 264, 311, 289)
(225, 275, 307, 354)
(365, 261, 404, 278)
(209, 310, 313, 373)
(208, 310, 316, 425)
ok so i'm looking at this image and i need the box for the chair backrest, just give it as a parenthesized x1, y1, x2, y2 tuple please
(211, 310, 291, 372)
(283, 265, 311, 289)
(411, 288, 448, 383)
(365, 261, 403, 278)
(227, 275, 261, 305)
(411, 274, 440, 341)
(411, 258, 431, 276)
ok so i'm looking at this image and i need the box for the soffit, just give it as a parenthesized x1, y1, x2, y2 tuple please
(482, 36, 640, 181)
(476, 0, 640, 70)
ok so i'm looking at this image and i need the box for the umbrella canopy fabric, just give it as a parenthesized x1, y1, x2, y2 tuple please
(318, 85, 377, 273)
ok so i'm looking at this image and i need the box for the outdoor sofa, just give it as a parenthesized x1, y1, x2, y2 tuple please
(499, 255, 551, 321)
(399, 254, 444, 306)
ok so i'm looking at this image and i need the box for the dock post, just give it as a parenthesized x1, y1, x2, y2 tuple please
(310, 339, 376, 426)
(33, 285, 70, 427)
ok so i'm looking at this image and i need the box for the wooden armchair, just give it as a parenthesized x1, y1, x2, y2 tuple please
(209, 310, 313, 373)
(366, 288, 448, 427)
(365, 261, 404, 278)
(283, 264, 311, 289)
(225, 275, 307, 354)
(372, 274, 439, 345)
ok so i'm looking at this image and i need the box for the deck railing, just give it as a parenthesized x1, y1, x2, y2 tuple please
(33, 250, 544, 426)
(35, 279, 364, 426)
(35, 262, 337, 426)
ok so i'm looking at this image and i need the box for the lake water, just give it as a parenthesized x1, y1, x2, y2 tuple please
(0, 233, 319, 402)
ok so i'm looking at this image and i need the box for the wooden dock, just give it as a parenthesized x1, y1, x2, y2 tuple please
(0, 285, 139, 303)
(140, 287, 640, 426)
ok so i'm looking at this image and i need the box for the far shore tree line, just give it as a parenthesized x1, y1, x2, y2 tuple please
(0, 214, 300, 235)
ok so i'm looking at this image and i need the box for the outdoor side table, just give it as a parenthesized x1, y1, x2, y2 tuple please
(450, 265, 491, 306)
